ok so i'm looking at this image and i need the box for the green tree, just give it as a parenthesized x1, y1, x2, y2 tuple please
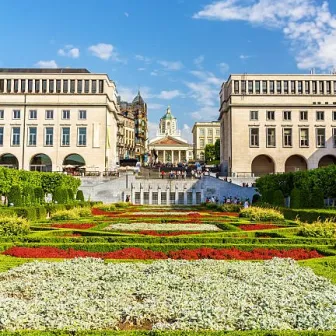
(8, 185, 23, 207)
(204, 144, 216, 162)
(34, 187, 44, 204)
(214, 139, 220, 160)
(76, 190, 85, 202)
(272, 190, 284, 207)
(290, 188, 301, 209)
(22, 185, 35, 205)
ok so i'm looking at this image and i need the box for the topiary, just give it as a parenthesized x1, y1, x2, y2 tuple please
(0, 215, 30, 236)
(34, 187, 44, 204)
(67, 189, 75, 202)
(22, 185, 35, 206)
(53, 187, 69, 204)
(272, 190, 284, 207)
(76, 190, 85, 202)
(7, 185, 23, 207)
(309, 188, 325, 209)
(290, 188, 301, 209)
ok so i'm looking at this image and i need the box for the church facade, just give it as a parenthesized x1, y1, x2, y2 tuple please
(148, 106, 193, 164)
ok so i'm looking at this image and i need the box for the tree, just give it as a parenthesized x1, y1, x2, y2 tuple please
(204, 144, 216, 162)
(272, 190, 284, 207)
(214, 139, 220, 160)
(76, 190, 85, 202)
(8, 185, 23, 207)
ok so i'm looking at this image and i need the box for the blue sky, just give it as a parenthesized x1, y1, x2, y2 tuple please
(1, 0, 336, 141)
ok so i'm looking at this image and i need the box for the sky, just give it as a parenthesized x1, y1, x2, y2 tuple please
(1, 0, 336, 142)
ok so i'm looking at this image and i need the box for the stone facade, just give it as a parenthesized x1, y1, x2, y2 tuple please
(192, 121, 220, 161)
(220, 74, 336, 177)
(0, 68, 119, 172)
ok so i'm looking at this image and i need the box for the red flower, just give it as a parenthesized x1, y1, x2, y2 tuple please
(239, 224, 283, 231)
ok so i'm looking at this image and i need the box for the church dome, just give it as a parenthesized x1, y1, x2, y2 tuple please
(161, 106, 174, 120)
(132, 91, 144, 105)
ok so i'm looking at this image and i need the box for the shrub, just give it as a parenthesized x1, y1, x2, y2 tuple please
(114, 202, 130, 208)
(261, 190, 273, 204)
(310, 188, 325, 208)
(272, 190, 284, 207)
(282, 208, 336, 223)
(67, 189, 75, 202)
(298, 219, 336, 238)
(290, 188, 301, 209)
(14, 207, 37, 221)
(34, 187, 44, 204)
(76, 190, 85, 202)
(77, 207, 92, 217)
(50, 209, 80, 221)
(252, 194, 261, 204)
(0, 215, 30, 236)
(35, 206, 47, 220)
(239, 207, 284, 222)
(93, 203, 117, 212)
(218, 204, 242, 213)
(7, 185, 23, 207)
(53, 187, 69, 204)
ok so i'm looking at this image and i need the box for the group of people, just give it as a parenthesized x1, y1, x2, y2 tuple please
(161, 170, 187, 179)
(206, 195, 250, 208)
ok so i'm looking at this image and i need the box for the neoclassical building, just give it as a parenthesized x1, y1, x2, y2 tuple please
(0, 68, 119, 172)
(219, 74, 336, 177)
(148, 106, 193, 164)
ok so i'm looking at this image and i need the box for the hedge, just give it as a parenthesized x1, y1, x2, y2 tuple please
(7, 186, 23, 207)
(282, 208, 336, 223)
(76, 190, 85, 202)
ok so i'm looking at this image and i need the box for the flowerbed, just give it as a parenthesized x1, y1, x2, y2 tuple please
(2, 246, 322, 260)
(0, 258, 334, 331)
(104, 223, 221, 231)
(51, 223, 95, 230)
(126, 230, 204, 237)
(239, 224, 283, 231)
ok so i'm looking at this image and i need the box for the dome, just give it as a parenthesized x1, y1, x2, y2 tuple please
(132, 91, 144, 105)
(161, 106, 174, 120)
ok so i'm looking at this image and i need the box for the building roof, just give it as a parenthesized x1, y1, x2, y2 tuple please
(0, 68, 90, 74)
(132, 91, 145, 105)
(149, 136, 188, 146)
(161, 106, 175, 120)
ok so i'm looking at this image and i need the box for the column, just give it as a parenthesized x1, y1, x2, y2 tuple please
(149, 189, 153, 205)
(131, 187, 135, 205)
(140, 188, 144, 205)
(163, 150, 166, 163)
(166, 187, 170, 205)
(175, 186, 179, 205)
(158, 188, 162, 205)
(178, 151, 181, 163)
(192, 190, 197, 205)
(184, 190, 188, 205)
(172, 150, 174, 164)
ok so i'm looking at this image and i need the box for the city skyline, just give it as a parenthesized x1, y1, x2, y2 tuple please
(1, 0, 336, 142)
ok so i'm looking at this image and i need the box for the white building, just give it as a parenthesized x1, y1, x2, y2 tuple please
(219, 74, 336, 177)
(148, 106, 193, 163)
(192, 121, 220, 161)
(0, 68, 119, 173)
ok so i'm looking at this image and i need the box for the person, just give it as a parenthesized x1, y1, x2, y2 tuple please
(223, 196, 226, 204)
(125, 195, 130, 202)
(244, 199, 249, 209)
(183, 170, 187, 179)
(161, 170, 165, 179)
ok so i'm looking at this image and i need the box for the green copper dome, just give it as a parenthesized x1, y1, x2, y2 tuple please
(161, 106, 174, 120)
(132, 91, 144, 105)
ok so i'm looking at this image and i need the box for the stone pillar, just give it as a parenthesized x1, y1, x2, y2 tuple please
(131, 186, 135, 205)
(149, 188, 153, 205)
(178, 150, 181, 163)
(140, 188, 144, 205)
(184, 189, 188, 205)
(163, 150, 166, 163)
(171, 150, 174, 164)
(175, 186, 179, 205)
(192, 189, 197, 205)
(158, 188, 162, 205)
(166, 187, 170, 205)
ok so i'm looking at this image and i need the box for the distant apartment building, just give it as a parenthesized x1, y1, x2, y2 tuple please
(116, 109, 135, 160)
(118, 91, 148, 163)
(0, 68, 119, 172)
(192, 121, 220, 161)
(219, 74, 336, 177)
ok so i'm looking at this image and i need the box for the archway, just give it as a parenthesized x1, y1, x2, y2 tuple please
(251, 155, 275, 176)
(285, 155, 307, 172)
(318, 155, 336, 168)
(0, 153, 19, 169)
(30, 154, 52, 172)
(63, 153, 85, 167)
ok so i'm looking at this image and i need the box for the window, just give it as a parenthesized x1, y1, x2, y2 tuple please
(77, 127, 87, 146)
(276, 81, 281, 94)
(248, 81, 253, 93)
(199, 128, 205, 136)
(250, 110, 258, 121)
(35, 79, 40, 93)
(45, 110, 53, 120)
(56, 80, 61, 93)
(84, 80, 90, 93)
(28, 79, 33, 93)
(21, 79, 26, 93)
(241, 80, 246, 94)
(290, 81, 295, 94)
(284, 81, 289, 94)
(49, 80, 54, 93)
(283, 128, 292, 147)
(45, 127, 53, 146)
(14, 79, 18, 93)
(13, 110, 20, 119)
(216, 129, 220, 136)
(300, 128, 309, 147)
(7, 79, 11, 92)
(312, 81, 317, 94)
(99, 80, 104, 93)
(319, 81, 324, 94)
(262, 80, 267, 94)
(305, 81, 310, 94)
(266, 111, 275, 121)
(234, 80, 239, 93)
(70, 80, 75, 93)
(334, 81, 336, 94)
(42, 80, 47, 93)
(0, 127, 3, 146)
(333, 111, 336, 121)
(92, 80, 97, 93)
(255, 81, 260, 93)
(29, 110, 37, 119)
(208, 129, 213, 136)
(28, 127, 37, 146)
(316, 111, 324, 121)
(63, 80, 68, 93)
(316, 128, 326, 147)
(0, 110, 3, 119)
(207, 138, 212, 144)
(61, 127, 70, 146)
(333, 128, 336, 148)
(11, 127, 20, 146)
(62, 110, 70, 120)
(270, 81, 275, 93)
(300, 111, 308, 121)
(298, 81, 303, 94)
(283, 111, 291, 121)
(266, 128, 276, 147)
(200, 139, 204, 148)
(250, 128, 259, 147)
(79, 110, 87, 120)
(77, 80, 83, 93)
(0, 79, 4, 93)
(327, 81, 331, 94)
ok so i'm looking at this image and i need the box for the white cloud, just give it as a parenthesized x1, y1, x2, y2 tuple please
(88, 43, 115, 60)
(148, 121, 158, 139)
(135, 54, 152, 63)
(35, 60, 58, 68)
(218, 62, 229, 74)
(148, 103, 164, 110)
(194, 0, 336, 70)
(157, 90, 181, 100)
(194, 55, 205, 69)
(137, 67, 146, 71)
(58, 45, 80, 58)
(158, 60, 184, 71)
(117, 86, 152, 102)
(239, 54, 251, 60)
(181, 124, 193, 143)
(190, 106, 220, 122)
(150, 71, 158, 76)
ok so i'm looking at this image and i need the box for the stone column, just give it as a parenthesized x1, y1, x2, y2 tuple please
(171, 150, 174, 164)
(163, 150, 166, 163)
(178, 150, 181, 163)
(149, 188, 153, 205)
(158, 188, 162, 205)
(131, 186, 135, 205)
(140, 188, 144, 205)
(166, 187, 170, 205)
(184, 189, 188, 205)
(175, 186, 179, 205)
(192, 190, 197, 205)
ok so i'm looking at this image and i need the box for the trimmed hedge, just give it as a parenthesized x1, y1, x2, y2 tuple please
(76, 190, 85, 202)
(7, 186, 23, 207)
(282, 208, 336, 223)
(272, 190, 284, 207)
(34, 187, 44, 204)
